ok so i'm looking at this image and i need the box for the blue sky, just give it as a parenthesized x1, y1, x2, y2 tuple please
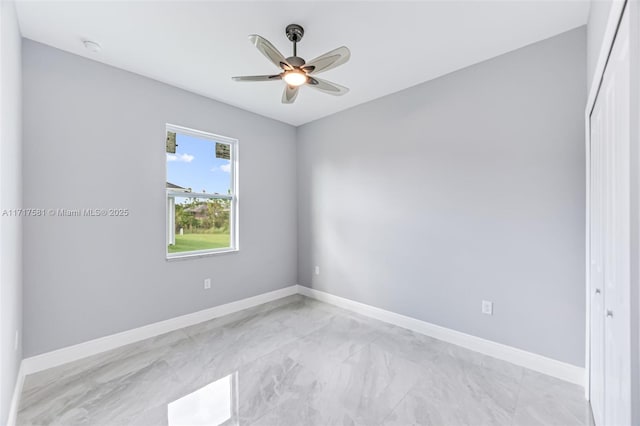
(166, 133, 231, 195)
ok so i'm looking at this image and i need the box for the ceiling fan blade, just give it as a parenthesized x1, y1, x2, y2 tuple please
(306, 46, 350, 75)
(307, 77, 349, 96)
(248, 35, 291, 70)
(232, 75, 281, 82)
(282, 85, 299, 104)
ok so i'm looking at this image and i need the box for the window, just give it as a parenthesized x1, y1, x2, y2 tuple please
(166, 124, 238, 258)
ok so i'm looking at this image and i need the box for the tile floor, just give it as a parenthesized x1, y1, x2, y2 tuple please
(17, 295, 594, 425)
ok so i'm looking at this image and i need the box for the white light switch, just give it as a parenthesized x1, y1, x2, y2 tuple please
(204, 278, 211, 290)
(314, 266, 320, 275)
(482, 300, 493, 315)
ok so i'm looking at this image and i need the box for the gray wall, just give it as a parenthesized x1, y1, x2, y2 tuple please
(587, 0, 614, 86)
(22, 40, 297, 357)
(297, 27, 586, 366)
(0, 0, 23, 423)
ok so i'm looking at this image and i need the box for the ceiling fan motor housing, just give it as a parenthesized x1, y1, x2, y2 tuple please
(286, 56, 306, 67)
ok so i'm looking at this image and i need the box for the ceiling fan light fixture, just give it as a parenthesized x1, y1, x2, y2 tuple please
(233, 24, 350, 104)
(283, 70, 307, 87)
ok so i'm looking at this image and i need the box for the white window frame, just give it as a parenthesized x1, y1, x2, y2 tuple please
(165, 124, 239, 260)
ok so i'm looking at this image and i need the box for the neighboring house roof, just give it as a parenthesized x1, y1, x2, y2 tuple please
(166, 182, 189, 190)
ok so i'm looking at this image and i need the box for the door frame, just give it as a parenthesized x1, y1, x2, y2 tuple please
(584, 2, 640, 422)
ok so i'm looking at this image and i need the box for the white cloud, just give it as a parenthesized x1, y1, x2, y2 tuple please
(166, 153, 194, 163)
(211, 163, 231, 173)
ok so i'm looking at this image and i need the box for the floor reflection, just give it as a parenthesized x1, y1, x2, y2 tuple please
(168, 372, 238, 426)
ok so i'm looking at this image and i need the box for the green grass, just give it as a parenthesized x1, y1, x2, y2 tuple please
(168, 232, 230, 253)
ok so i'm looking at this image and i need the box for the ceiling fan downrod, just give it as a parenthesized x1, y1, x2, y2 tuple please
(286, 24, 304, 58)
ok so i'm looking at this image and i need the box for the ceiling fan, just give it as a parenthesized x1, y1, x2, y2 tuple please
(232, 24, 350, 104)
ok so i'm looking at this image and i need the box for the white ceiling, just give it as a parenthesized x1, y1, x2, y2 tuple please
(15, 1, 590, 126)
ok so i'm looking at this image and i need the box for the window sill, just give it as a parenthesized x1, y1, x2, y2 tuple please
(166, 248, 239, 261)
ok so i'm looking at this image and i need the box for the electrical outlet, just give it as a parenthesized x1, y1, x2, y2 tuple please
(482, 300, 493, 315)
(314, 266, 320, 275)
(204, 278, 211, 290)
(14, 330, 19, 351)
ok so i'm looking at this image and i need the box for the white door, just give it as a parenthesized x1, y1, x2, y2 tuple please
(589, 6, 632, 426)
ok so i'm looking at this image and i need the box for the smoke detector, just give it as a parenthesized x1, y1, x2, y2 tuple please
(83, 40, 101, 53)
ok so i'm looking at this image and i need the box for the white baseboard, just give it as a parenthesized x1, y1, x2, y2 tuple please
(297, 285, 585, 387)
(21, 285, 298, 376)
(6, 361, 25, 426)
(9, 282, 583, 425)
